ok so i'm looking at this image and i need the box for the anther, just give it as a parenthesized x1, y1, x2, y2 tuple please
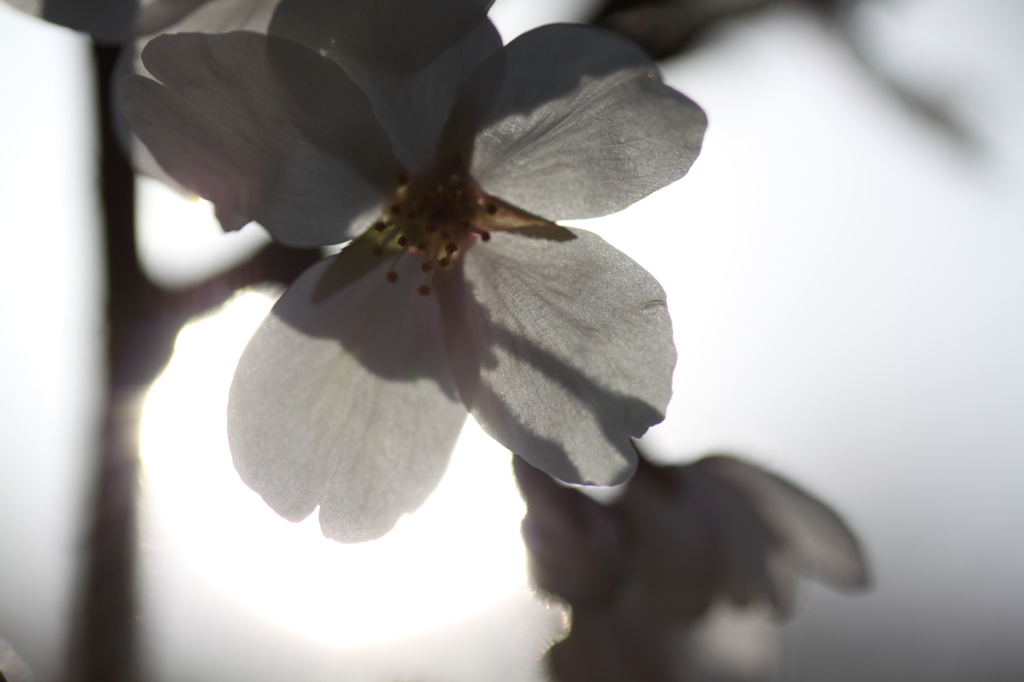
(372, 220, 386, 232)
(439, 257, 451, 268)
(417, 241, 428, 251)
(379, 224, 402, 248)
(440, 230, 451, 240)
(418, 285, 432, 296)
(372, 245, 384, 256)
(445, 243, 457, 254)
(421, 261, 434, 273)
(469, 225, 492, 241)
(406, 210, 417, 219)
(397, 236, 408, 247)
(390, 203, 402, 215)
(396, 170, 409, 186)
(386, 270, 399, 283)
(486, 203, 497, 215)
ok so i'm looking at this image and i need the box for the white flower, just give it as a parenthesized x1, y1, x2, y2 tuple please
(119, 0, 707, 542)
(514, 452, 869, 681)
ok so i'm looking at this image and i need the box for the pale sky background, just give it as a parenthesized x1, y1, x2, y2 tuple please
(1, 1, 1022, 681)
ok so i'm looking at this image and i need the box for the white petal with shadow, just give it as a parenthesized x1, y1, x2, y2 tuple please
(120, 0, 282, 189)
(436, 228, 675, 486)
(269, 0, 500, 172)
(120, 31, 397, 245)
(458, 23, 706, 221)
(228, 253, 466, 543)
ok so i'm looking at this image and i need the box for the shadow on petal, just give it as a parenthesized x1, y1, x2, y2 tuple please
(274, 252, 461, 402)
(434, 229, 674, 485)
(228, 257, 467, 541)
(454, 24, 706, 220)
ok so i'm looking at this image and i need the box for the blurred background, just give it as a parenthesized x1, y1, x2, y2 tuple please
(1, 0, 1022, 680)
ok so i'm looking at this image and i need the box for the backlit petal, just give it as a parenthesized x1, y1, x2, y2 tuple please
(133, 0, 210, 36)
(435, 228, 675, 486)
(698, 456, 871, 592)
(6, 0, 136, 42)
(458, 24, 706, 220)
(229, 253, 465, 542)
(4, 0, 265, 41)
(121, 0, 281, 189)
(120, 31, 397, 245)
(269, 0, 500, 171)
(134, 0, 277, 36)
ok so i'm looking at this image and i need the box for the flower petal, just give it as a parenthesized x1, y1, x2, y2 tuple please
(513, 454, 626, 608)
(457, 23, 707, 220)
(120, 31, 398, 245)
(6, 0, 252, 41)
(133, 0, 212, 36)
(698, 456, 871, 592)
(6, 0, 136, 43)
(435, 228, 675, 486)
(0, 636, 33, 682)
(269, 0, 500, 172)
(120, 0, 282, 190)
(229, 252, 466, 543)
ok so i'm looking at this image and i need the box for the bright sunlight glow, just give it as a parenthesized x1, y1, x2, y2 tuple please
(138, 289, 530, 646)
(135, 177, 270, 289)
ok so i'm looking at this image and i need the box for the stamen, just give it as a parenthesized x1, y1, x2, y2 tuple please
(378, 224, 402, 248)
(419, 259, 438, 295)
(396, 170, 409, 186)
(390, 202, 402, 215)
(375, 217, 401, 233)
(384, 245, 407, 283)
(469, 225, 492, 241)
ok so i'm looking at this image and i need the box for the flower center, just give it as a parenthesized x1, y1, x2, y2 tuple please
(368, 171, 496, 296)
